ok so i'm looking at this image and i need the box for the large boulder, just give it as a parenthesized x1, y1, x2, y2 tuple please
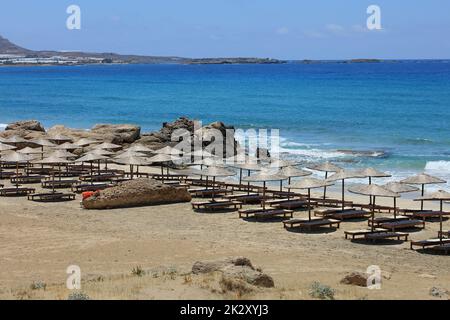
(192, 257, 274, 288)
(5, 120, 45, 132)
(138, 117, 238, 157)
(91, 124, 141, 144)
(82, 178, 191, 209)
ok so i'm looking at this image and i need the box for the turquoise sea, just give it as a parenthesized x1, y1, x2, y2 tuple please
(1, 61, 450, 189)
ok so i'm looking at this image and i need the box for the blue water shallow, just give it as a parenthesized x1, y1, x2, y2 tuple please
(0, 61, 450, 186)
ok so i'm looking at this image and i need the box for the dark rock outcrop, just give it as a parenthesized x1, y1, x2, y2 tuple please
(192, 257, 274, 288)
(5, 120, 45, 132)
(82, 178, 191, 209)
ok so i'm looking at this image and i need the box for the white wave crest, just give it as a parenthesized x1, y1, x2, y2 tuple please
(425, 161, 450, 172)
(0, 123, 7, 131)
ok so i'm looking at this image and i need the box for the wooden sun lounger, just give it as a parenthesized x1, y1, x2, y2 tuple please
(344, 228, 389, 240)
(431, 243, 450, 254)
(0, 171, 15, 179)
(26, 168, 53, 175)
(353, 203, 396, 213)
(79, 173, 122, 182)
(72, 183, 111, 193)
(189, 188, 232, 198)
(223, 193, 265, 204)
(378, 219, 425, 231)
(407, 210, 450, 221)
(42, 179, 79, 189)
(238, 208, 293, 220)
(0, 187, 35, 197)
(368, 215, 409, 226)
(271, 200, 313, 210)
(410, 238, 450, 250)
(152, 174, 188, 181)
(315, 208, 369, 220)
(10, 175, 45, 184)
(283, 218, 341, 230)
(191, 200, 242, 211)
(364, 232, 409, 243)
(28, 192, 76, 202)
(312, 198, 353, 208)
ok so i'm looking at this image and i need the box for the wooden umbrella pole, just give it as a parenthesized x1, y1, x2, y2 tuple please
(323, 171, 328, 200)
(279, 180, 283, 193)
(421, 184, 425, 210)
(262, 181, 266, 211)
(369, 176, 372, 204)
(308, 188, 311, 221)
(371, 196, 376, 233)
(212, 176, 216, 202)
(341, 179, 345, 211)
(247, 170, 251, 196)
(393, 197, 397, 219)
(440, 200, 443, 244)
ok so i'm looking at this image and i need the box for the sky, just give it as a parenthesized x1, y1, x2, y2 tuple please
(0, 0, 449, 59)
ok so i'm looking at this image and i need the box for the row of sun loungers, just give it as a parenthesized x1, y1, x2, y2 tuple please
(0, 187, 36, 196)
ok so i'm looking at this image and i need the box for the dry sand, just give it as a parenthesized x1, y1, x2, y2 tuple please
(0, 165, 449, 300)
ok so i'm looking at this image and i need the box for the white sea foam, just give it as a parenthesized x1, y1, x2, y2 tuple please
(425, 160, 450, 172)
(0, 123, 7, 131)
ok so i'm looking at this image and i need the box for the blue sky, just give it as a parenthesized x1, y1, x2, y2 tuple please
(1, 0, 449, 59)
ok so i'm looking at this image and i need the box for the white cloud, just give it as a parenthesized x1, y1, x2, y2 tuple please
(276, 27, 290, 35)
(325, 24, 345, 34)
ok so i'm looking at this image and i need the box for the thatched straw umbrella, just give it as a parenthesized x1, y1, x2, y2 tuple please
(400, 173, 446, 210)
(228, 162, 263, 193)
(18, 147, 44, 155)
(154, 146, 182, 156)
(327, 170, 366, 210)
(76, 153, 110, 184)
(95, 142, 122, 151)
(1, 152, 36, 188)
(33, 156, 73, 193)
(53, 142, 79, 151)
(357, 167, 391, 204)
(126, 144, 155, 153)
(75, 138, 100, 147)
(48, 134, 72, 145)
(348, 184, 399, 232)
(415, 190, 450, 244)
(147, 153, 179, 180)
(288, 178, 334, 221)
(383, 182, 419, 219)
(307, 162, 342, 200)
(242, 169, 288, 210)
(280, 166, 312, 190)
(192, 166, 235, 201)
(88, 149, 114, 170)
(269, 159, 300, 169)
(114, 154, 151, 179)
(3, 135, 28, 146)
(46, 150, 77, 159)
(29, 138, 55, 161)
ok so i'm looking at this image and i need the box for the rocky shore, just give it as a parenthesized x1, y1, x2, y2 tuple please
(0, 117, 238, 156)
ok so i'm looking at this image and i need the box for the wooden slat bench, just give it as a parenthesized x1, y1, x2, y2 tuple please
(192, 200, 242, 211)
(223, 193, 265, 204)
(189, 188, 233, 198)
(378, 219, 425, 231)
(344, 228, 389, 240)
(364, 232, 409, 243)
(283, 218, 341, 230)
(10, 175, 45, 184)
(410, 238, 450, 250)
(239, 208, 293, 220)
(42, 179, 79, 189)
(0, 187, 35, 197)
(28, 192, 76, 202)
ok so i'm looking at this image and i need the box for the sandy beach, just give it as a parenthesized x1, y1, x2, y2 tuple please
(0, 163, 449, 300)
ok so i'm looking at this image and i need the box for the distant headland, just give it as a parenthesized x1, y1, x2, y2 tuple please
(0, 34, 407, 66)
